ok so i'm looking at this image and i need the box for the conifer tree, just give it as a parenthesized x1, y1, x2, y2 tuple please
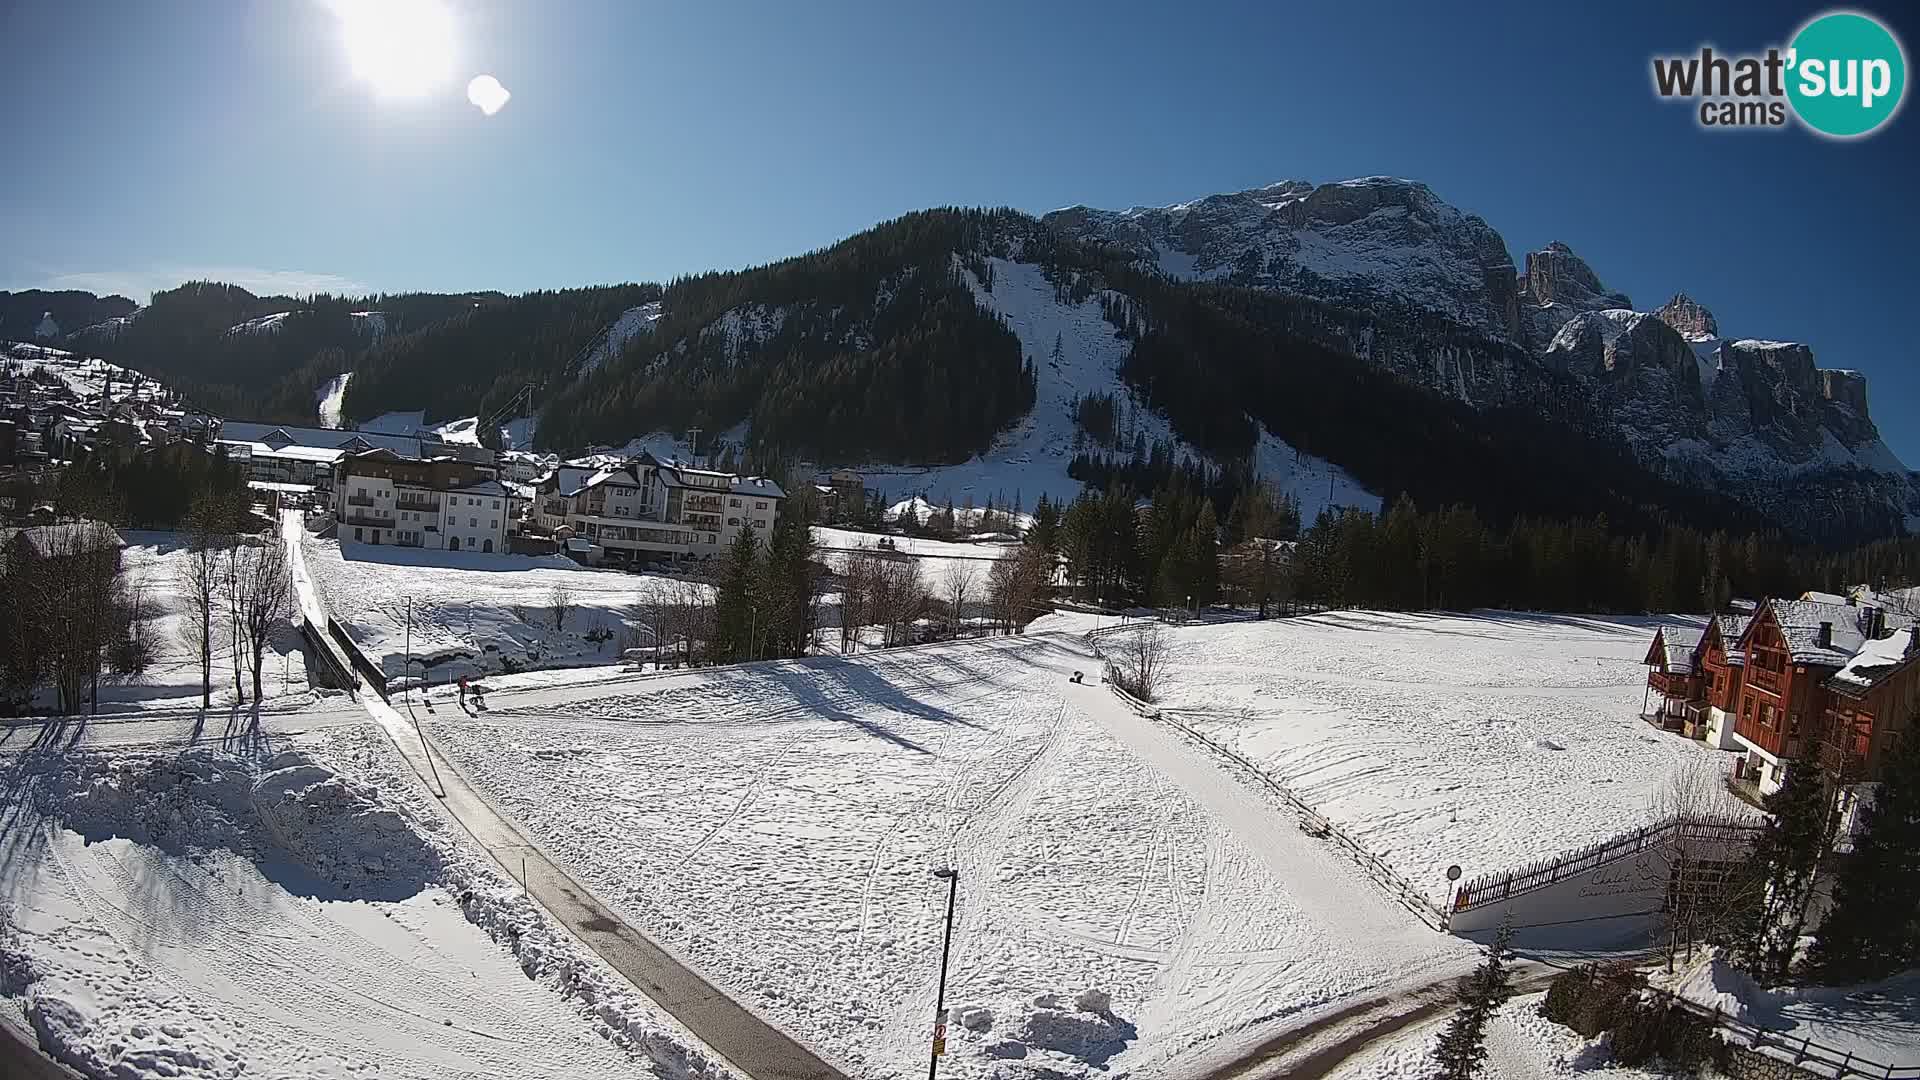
(714, 528, 761, 662)
(1730, 738, 1836, 981)
(1429, 919, 1515, 1080)
(1810, 724, 1920, 981)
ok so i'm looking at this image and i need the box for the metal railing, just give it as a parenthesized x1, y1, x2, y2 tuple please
(346, 494, 375, 507)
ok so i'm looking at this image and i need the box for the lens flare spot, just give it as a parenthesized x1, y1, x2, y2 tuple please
(467, 74, 511, 116)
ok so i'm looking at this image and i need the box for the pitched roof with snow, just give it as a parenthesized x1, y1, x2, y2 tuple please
(1826, 627, 1920, 697)
(217, 421, 427, 458)
(5, 519, 121, 559)
(1758, 598, 1918, 667)
(1713, 614, 1752, 665)
(1647, 625, 1704, 673)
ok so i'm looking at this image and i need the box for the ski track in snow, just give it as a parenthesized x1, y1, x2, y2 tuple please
(425, 633, 1470, 1080)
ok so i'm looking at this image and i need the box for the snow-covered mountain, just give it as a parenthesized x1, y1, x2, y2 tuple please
(1046, 177, 1918, 536)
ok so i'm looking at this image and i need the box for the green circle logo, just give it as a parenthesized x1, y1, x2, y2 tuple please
(1787, 11, 1907, 137)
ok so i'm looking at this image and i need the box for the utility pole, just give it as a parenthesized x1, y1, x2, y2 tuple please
(928, 867, 959, 1080)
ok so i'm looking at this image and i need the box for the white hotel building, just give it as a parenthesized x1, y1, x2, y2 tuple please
(531, 453, 785, 564)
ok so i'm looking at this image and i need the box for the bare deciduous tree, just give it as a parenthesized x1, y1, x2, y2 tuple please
(549, 584, 574, 632)
(1649, 756, 1761, 971)
(232, 529, 295, 704)
(942, 562, 978, 640)
(177, 498, 226, 708)
(986, 547, 1053, 634)
(1109, 622, 1172, 702)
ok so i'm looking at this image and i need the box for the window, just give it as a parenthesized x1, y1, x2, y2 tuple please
(727, 517, 740, 527)
(490, 520, 498, 530)
(354, 528, 363, 541)
(729, 498, 742, 507)
(492, 500, 500, 509)
(754, 519, 767, 529)
(470, 517, 478, 527)
(447, 515, 456, 527)
(756, 500, 767, 510)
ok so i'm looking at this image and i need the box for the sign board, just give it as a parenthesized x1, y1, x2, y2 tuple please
(1446, 865, 1463, 881)
(932, 1023, 947, 1057)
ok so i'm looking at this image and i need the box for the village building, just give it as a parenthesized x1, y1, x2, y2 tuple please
(529, 453, 785, 565)
(331, 448, 510, 553)
(1644, 596, 1919, 801)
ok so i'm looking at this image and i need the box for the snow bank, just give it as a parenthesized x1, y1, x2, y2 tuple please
(1, 736, 736, 1080)
(945, 990, 1137, 1078)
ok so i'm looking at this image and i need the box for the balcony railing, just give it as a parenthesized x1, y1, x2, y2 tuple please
(346, 494, 375, 507)
(342, 513, 388, 528)
(1748, 666, 1783, 694)
(396, 498, 441, 512)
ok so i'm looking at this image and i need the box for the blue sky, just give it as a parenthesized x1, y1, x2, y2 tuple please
(3, 1, 1916, 462)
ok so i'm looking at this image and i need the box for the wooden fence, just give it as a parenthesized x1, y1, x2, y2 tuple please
(1084, 628, 1454, 932)
(1453, 816, 1764, 913)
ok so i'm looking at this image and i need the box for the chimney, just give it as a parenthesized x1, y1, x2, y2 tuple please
(1817, 622, 1834, 649)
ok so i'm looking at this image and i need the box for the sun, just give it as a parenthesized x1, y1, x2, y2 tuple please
(333, 0, 455, 99)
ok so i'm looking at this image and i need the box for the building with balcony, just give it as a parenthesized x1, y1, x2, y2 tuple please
(1726, 598, 1916, 797)
(332, 448, 509, 553)
(528, 453, 785, 564)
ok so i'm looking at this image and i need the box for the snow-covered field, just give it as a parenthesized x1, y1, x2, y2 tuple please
(300, 531, 694, 681)
(424, 633, 1471, 1079)
(1130, 610, 1727, 905)
(0, 729, 731, 1080)
(814, 526, 1022, 586)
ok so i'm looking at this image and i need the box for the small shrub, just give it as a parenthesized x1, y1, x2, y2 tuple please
(499, 656, 522, 675)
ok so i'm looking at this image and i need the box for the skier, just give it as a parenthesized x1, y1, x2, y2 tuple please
(458, 676, 468, 708)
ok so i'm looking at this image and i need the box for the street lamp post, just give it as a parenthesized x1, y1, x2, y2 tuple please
(928, 867, 959, 1080)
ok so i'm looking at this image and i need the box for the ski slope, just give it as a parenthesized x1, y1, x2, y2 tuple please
(315, 372, 352, 428)
(424, 632, 1470, 1079)
(854, 257, 1377, 522)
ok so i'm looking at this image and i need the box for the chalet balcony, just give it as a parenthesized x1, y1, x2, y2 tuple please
(346, 494, 376, 507)
(396, 496, 441, 512)
(341, 513, 388, 528)
(1748, 665, 1783, 695)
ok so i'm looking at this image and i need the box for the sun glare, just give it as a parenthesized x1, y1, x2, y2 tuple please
(333, 0, 455, 99)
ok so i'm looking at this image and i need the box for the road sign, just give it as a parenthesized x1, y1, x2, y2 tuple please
(932, 1023, 947, 1057)
(1446, 864, 1463, 881)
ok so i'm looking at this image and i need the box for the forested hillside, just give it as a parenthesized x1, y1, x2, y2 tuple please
(534, 209, 1039, 462)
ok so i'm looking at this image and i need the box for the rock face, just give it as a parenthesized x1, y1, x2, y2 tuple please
(1655, 293, 1719, 340)
(1047, 177, 1917, 539)
(1524, 242, 1630, 309)
(1044, 176, 1524, 339)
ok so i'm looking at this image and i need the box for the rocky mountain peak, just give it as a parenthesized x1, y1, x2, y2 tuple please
(1520, 242, 1629, 310)
(1654, 293, 1718, 340)
(1042, 176, 1522, 339)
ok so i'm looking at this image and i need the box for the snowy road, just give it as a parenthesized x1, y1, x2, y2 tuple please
(422, 632, 1472, 1079)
